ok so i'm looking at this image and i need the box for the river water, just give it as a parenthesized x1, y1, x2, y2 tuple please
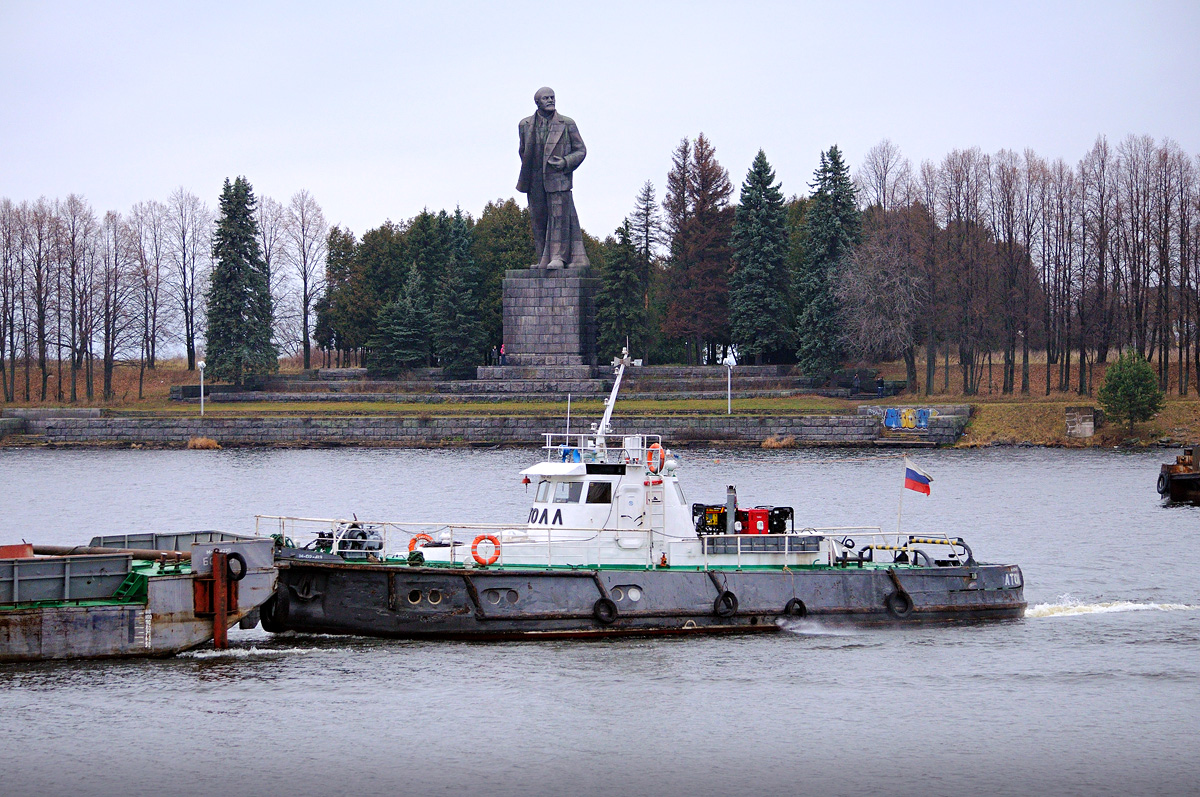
(1, 445, 1197, 796)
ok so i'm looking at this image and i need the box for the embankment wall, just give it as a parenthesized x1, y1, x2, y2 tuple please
(20, 414, 888, 447)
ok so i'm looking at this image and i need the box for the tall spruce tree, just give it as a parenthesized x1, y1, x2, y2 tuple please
(368, 267, 427, 374)
(318, 225, 373, 363)
(663, 134, 734, 364)
(205, 176, 276, 385)
(596, 220, 647, 358)
(628, 181, 662, 361)
(730, 150, 792, 364)
(794, 146, 860, 375)
(432, 210, 485, 377)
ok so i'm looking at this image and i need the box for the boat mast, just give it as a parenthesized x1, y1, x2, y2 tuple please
(595, 348, 632, 447)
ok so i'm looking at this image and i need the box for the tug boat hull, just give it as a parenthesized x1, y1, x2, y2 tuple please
(265, 555, 1026, 639)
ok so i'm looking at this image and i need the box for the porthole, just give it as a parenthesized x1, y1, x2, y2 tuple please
(408, 589, 422, 605)
(613, 585, 641, 603)
(428, 589, 442, 605)
(506, 589, 519, 604)
(485, 589, 502, 605)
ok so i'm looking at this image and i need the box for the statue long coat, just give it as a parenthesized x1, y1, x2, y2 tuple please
(516, 112, 587, 194)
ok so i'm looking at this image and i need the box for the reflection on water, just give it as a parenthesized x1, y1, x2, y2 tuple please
(1, 446, 1199, 796)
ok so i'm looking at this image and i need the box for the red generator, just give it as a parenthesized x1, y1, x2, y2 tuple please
(745, 507, 770, 534)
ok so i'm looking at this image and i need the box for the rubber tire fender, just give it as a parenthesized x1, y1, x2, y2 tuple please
(259, 584, 290, 632)
(226, 552, 247, 582)
(885, 590, 914, 619)
(714, 590, 738, 618)
(593, 597, 618, 625)
(783, 598, 807, 618)
(1157, 473, 1169, 495)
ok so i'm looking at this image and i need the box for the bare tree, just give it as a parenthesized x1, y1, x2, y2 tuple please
(166, 188, 210, 370)
(256, 194, 296, 356)
(857, 139, 912, 213)
(0, 199, 16, 401)
(130, 200, 168, 397)
(285, 190, 327, 369)
(836, 219, 926, 384)
(97, 211, 137, 399)
(21, 198, 58, 400)
(1080, 137, 1116, 368)
(56, 194, 96, 401)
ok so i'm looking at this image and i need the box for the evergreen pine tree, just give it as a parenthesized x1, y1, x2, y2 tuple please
(1097, 351, 1165, 436)
(472, 199, 535, 351)
(663, 134, 733, 364)
(433, 255, 485, 379)
(367, 263, 428, 373)
(730, 149, 792, 364)
(628, 181, 661, 361)
(596, 220, 647, 358)
(205, 176, 276, 385)
(368, 295, 426, 374)
(794, 146, 860, 375)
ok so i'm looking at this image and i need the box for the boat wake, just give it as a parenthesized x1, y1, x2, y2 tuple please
(778, 618, 860, 636)
(1027, 597, 1200, 619)
(180, 645, 340, 659)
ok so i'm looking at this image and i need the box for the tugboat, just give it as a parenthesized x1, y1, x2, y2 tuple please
(1157, 447, 1200, 502)
(259, 352, 1025, 639)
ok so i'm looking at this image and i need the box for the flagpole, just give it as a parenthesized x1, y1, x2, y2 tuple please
(896, 455, 906, 541)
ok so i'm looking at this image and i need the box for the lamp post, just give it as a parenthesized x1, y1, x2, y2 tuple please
(198, 360, 206, 417)
(725, 361, 733, 415)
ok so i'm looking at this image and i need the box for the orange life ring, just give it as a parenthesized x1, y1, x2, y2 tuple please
(408, 533, 433, 552)
(471, 534, 501, 566)
(646, 443, 665, 474)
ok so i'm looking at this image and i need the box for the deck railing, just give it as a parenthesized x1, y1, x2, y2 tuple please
(256, 515, 969, 571)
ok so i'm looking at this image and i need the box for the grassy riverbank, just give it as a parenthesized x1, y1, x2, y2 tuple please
(3, 359, 1200, 447)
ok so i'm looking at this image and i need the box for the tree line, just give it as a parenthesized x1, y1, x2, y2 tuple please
(0, 186, 327, 401)
(3, 130, 1198, 401)
(592, 131, 1200, 397)
(848, 135, 1200, 395)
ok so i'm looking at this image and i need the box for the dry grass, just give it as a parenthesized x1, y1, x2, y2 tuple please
(761, 435, 797, 449)
(186, 436, 221, 450)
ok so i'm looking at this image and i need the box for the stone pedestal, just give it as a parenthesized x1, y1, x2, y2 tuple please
(502, 269, 599, 367)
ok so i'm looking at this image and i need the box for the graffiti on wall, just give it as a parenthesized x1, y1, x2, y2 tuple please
(883, 407, 939, 430)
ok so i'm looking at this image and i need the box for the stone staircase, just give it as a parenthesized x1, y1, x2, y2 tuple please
(170, 364, 854, 404)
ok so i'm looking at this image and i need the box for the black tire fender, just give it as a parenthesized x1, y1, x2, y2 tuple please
(1157, 473, 1169, 495)
(225, 552, 247, 582)
(259, 594, 283, 632)
(885, 590, 914, 619)
(593, 597, 618, 625)
(714, 590, 738, 618)
(783, 598, 807, 618)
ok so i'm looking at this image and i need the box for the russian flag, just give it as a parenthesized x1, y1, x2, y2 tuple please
(904, 459, 932, 495)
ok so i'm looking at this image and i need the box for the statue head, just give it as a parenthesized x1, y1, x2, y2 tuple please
(534, 87, 556, 115)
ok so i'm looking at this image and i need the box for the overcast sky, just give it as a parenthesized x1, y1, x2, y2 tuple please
(2, 1, 1198, 239)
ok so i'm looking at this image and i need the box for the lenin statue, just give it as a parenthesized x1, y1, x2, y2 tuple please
(517, 87, 590, 269)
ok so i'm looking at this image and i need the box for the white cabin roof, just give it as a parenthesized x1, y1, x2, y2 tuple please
(520, 462, 588, 477)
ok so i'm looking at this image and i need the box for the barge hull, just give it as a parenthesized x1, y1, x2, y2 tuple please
(1, 538, 277, 662)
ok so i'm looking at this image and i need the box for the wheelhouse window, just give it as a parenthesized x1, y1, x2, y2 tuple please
(586, 481, 612, 504)
(554, 481, 583, 503)
(535, 479, 550, 503)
